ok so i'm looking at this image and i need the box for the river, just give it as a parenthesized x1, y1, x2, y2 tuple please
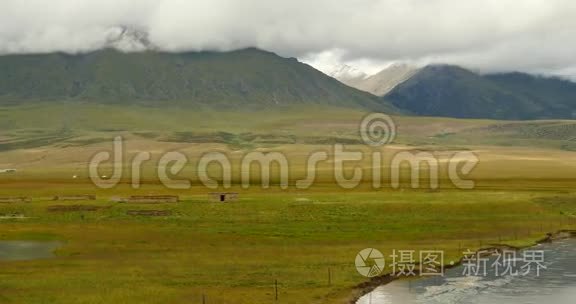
(357, 239, 576, 304)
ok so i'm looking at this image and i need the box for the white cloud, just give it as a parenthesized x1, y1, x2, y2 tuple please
(1, 0, 575, 77)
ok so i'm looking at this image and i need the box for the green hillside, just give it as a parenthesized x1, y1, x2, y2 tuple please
(385, 65, 576, 120)
(0, 48, 393, 111)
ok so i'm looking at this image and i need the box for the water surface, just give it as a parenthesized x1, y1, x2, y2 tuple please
(357, 239, 576, 304)
(0, 241, 60, 261)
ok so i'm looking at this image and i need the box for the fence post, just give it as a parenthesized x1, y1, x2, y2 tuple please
(275, 279, 278, 301)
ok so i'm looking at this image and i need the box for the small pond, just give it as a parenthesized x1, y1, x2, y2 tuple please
(0, 241, 61, 261)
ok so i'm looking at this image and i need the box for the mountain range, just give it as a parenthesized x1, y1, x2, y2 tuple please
(333, 63, 576, 120)
(0, 27, 390, 111)
(1, 43, 575, 120)
(0, 48, 394, 112)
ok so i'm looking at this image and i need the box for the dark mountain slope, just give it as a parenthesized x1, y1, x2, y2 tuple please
(384, 65, 576, 120)
(485, 72, 576, 118)
(0, 48, 394, 111)
(385, 65, 547, 119)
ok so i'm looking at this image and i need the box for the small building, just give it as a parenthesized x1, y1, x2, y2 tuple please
(0, 169, 17, 174)
(209, 192, 239, 203)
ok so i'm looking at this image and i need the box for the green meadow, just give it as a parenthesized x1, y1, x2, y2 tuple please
(1, 104, 576, 303)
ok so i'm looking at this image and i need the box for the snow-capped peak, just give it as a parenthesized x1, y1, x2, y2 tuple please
(105, 26, 154, 52)
(327, 64, 369, 81)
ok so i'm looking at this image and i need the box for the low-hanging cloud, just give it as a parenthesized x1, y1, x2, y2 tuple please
(1, 0, 575, 77)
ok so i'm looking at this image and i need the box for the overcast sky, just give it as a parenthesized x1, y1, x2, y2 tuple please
(1, 0, 575, 77)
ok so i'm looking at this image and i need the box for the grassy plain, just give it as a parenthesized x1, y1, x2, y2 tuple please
(1, 104, 576, 303)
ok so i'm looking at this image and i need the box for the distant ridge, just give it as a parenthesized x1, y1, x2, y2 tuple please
(328, 61, 576, 120)
(355, 63, 420, 96)
(385, 65, 576, 120)
(329, 63, 420, 96)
